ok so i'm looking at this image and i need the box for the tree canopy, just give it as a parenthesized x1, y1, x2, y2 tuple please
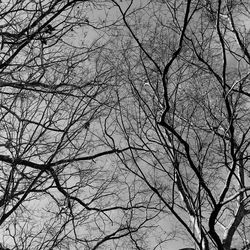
(0, 0, 250, 250)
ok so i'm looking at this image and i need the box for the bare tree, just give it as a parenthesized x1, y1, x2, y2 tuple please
(0, 1, 147, 249)
(94, 0, 250, 249)
(2, 0, 250, 250)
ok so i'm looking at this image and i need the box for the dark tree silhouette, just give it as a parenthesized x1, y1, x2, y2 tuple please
(1, 0, 250, 250)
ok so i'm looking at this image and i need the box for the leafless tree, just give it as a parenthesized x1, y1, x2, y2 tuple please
(2, 0, 250, 250)
(94, 0, 250, 249)
(0, 1, 148, 249)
